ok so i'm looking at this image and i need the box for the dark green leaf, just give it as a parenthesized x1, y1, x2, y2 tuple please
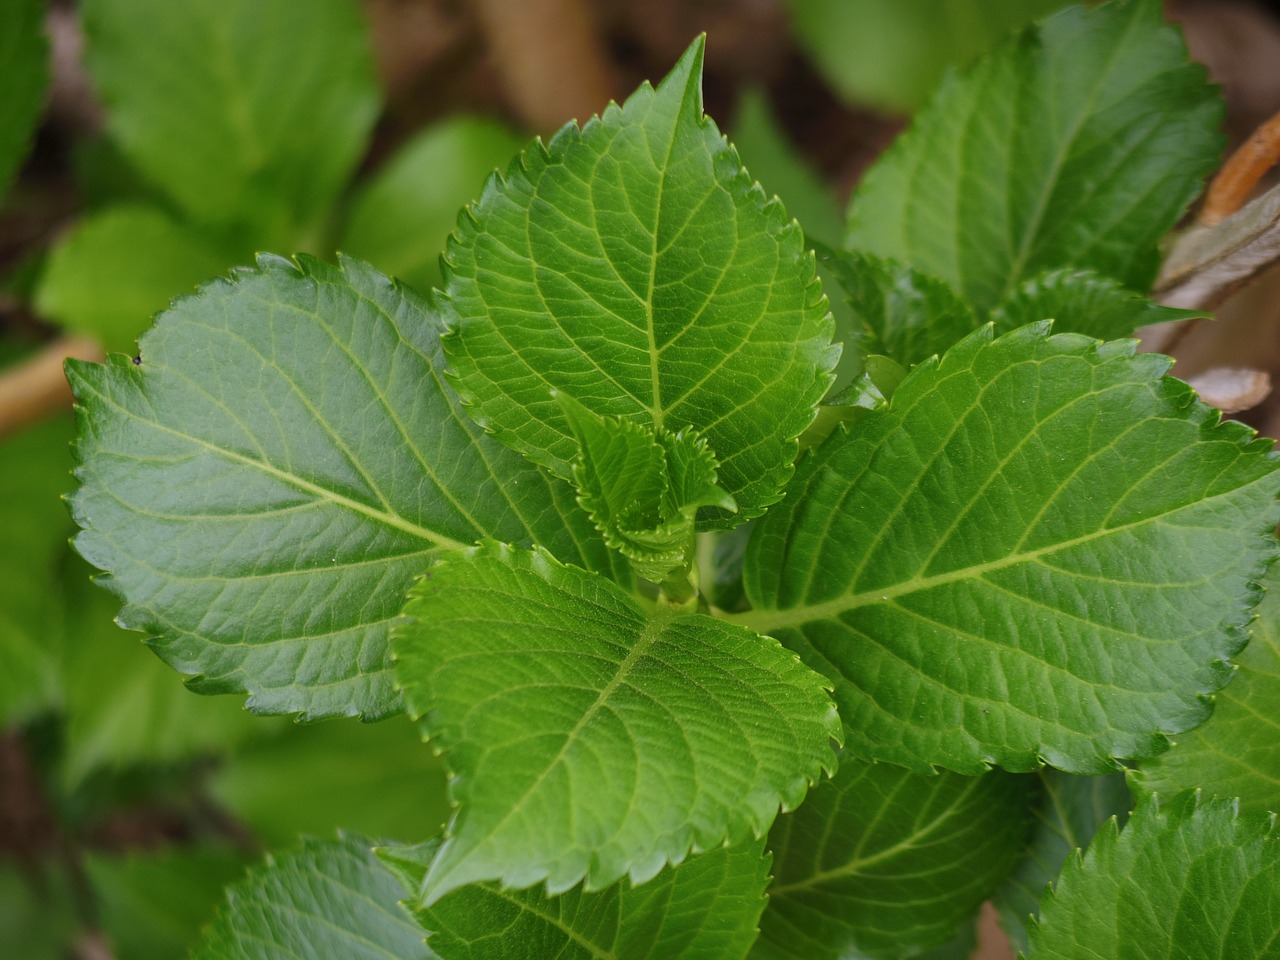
(441, 38, 837, 527)
(752, 759, 1032, 960)
(740, 323, 1280, 774)
(993, 770, 1130, 955)
(81, 0, 379, 246)
(68, 254, 617, 720)
(190, 835, 433, 960)
(341, 117, 525, 293)
(35, 205, 230, 351)
(382, 838, 770, 960)
(1026, 792, 1280, 960)
(822, 250, 977, 368)
(1131, 564, 1280, 817)
(991, 268, 1203, 342)
(0, 0, 47, 196)
(0, 863, 80, 960)
(393, 542, 839, 902)
(787, 0, 1068, 113)
(845, 0, 1223, 311)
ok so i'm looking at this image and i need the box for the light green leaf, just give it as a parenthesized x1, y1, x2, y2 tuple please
(84, 846, 250, 960)
(845, 0, 1223, 312)
(81, 0, 379, 246)
(730, 90, 843, 247)
(60, 555, 265, 787)
(190, 835, 433, 960)
(35, 205, 230, 351)
(341, 117, 525, 293)
(67, 254, 619, 720)
(787, 0, 1068, 114)
(740, 323, 1280, 775)
(752, 758, 1032, 960)
(559, 391, 735, 583)
(209, 715, 450, 848)
(393, 542, 839, 902)
(822, 250, 977, 368)
(441, 38, 838, 528)
(381, 837, 770, 960)
(1026, 792, 1280, 960)
(991, 268, 1203, 342)
(1131, 565, 1280, 817)
(993, 771, 1131, 955)
(0, 0, 47, 196)
(0, 415, 74, 725)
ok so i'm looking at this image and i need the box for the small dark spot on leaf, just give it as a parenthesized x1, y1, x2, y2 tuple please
(132, 355, 142, 365)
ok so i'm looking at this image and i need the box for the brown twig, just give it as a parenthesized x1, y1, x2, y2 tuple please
(1200, 109, 1280, 226)
(0, 335, 102, 439)
(472, 0, 616, 134)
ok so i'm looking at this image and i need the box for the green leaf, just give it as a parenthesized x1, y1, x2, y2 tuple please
(67, 254, 618, 720)
(740, 323, 1280, 775)
(441, 38, 838, 527)
(558, 391, 735, 583)
(393, 542, 839, 902)
(209, 715, 450, 848)
(0, 416, 74, 725)
(382, 837, 770, 960)
(35, 205, 231, 351)
(84, 846, 250, 960)
(190, 835, 433, 960)
(0, 863, 80, 960)
(752, 759, 1032, 960)
(0, 0, 47, 196)
(730, 90, 843, 247)
(787, 0, 1068, 113)
(341, 117, 525, 293)
(1026, 792, 1280, 960)
(81, 0, 379, 247)
(990, 268, 1203, 342)
(993, 771, 1131, 956)
(1131, 564, 1280, 817)
(845, 0, 1223, 312)
(822, 250, 978, 368)
(60, 555, 265, 786)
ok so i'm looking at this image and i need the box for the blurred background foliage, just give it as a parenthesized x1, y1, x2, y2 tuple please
(3, 1, 1280, 957)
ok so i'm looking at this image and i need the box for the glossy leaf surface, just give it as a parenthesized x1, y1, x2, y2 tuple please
(1026, 793, 1280, 960)
(382, 838, 770, 960)
(393, 542, 839, 902)
(190, 835, 433, 960)
(845, 0, 1222, 311)
(752, 759, 1031, 960)
(441, 38, 837, 527)
(742, 324, 1280, 774)
(68, 255, 614, 720)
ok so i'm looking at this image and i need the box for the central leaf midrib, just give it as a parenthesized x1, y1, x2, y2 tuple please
(735, 475, 1269, 635)
(643, 100, 684, 430)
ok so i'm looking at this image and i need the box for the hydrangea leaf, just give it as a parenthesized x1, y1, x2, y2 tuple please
(740, 323, 1280, 775)
(189, 835, 434, 960)
(991, 268, 1203, 342)
(751, 758, 1032, 960)
(67, 254, 619, 721)
(81, 0, 379, 247)
(821, 249, 978, 368)
(392, 542, 840, 903)
(0, 0, 47, 196)
(1131, 564, 1280, 817)
(558, 391, 735, 583)
(993, 770, 1131, 955)
(440, 38, 838, 528)
(35, 205, 231, 351)
(845, 0, 1223, 312)
(380, 838, 770, 960)
(1026, 792, 1280, 960)
(341, 117, 525, 293)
